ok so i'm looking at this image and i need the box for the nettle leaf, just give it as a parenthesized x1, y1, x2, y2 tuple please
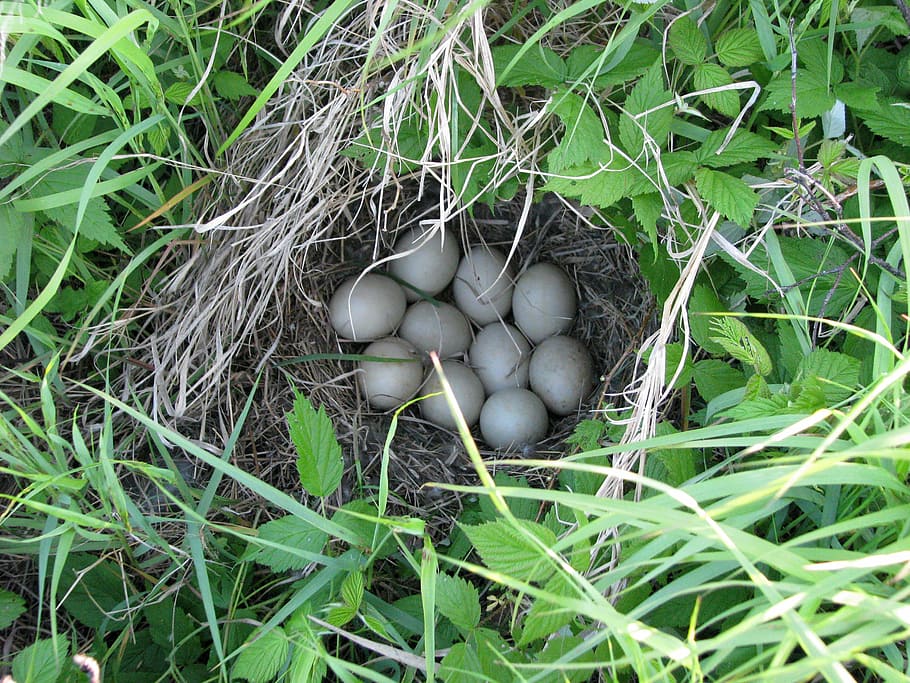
(543, 153, 634, 209)
(855, 98, 910, 147)
(760, 69, 836, 119)
(436, 573, 481, 633)
(693, 359, 746, 402)
(689, 283, 728, 355)
(647, 421, 698, 487)
(32, 166, 127, 251)
(619, 62, 674, 154)
(669, 17, 706, 66)
(249, 515, 328, 572)
(12, 636, 68, 683)
(0, 590, 25, 630)
(326, 605, 358, 627)
(492, 43, 567, 87)
(213, 71, 258, 101)
(535, 635, 598, 683)
(594, 40, 661, 88)
(518, 572, 576, 646)
(0, 203, 27, 282)
(799, 40, 844, 85)
(288, 391, 343, 497)
(463, 519, 557, 583)
(693, 63, 739, 118)
(547, 91, 605, 171)
(341, 571, 364, 610)
(233, 627, 289, 683)
(696, 128, 778, 168)
(694, 167, 758, 227)
(797, 349, 860, 403)
(164, 81, 204, 107)
(716, 28, 764, 67)
(631, 193, 662, 243)
(709, 317, 772, 376)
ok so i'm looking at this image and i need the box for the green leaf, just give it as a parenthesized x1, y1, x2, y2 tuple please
(249, 515, 328, 571)
(463, 519, 557, 583)
(326, 604, 358, 626)
(593, 41, 661, 88)
(164, 81, 204, 107)
(12, 636, 68, 683)
(631, 192, 662, 244)
(650, 342, 695, 389)
(565, 419, 607, 452)
(145, 600, 202, 666)
(760, 70, 837, 119)
(669, 17, 707, 66)
(647, 421, 698, 487)
(547, 91, 605, 171)
(716, 28, 764, 67)
(436, 573, 481, 633)
(0, 589, 25, 630)
(709, 318, 772, 376)
(638, 243, 679, 306)
(289, 390, 343, 497)
(330, 499, 396, 558)
(0, 203, 26, 282)
(341, 571, 364, 610)
(60, 554, 132, 631)
(492, 44, 567, 87)
(855, 98, 910, 147)
(693, 63, 739, 117)
(696, 128, 779, 168)
(619, 62, 674, 153)
(689, 283, 728, 354)
(233, 627, 288, 683)
(543, 154, 634, 209)
(693, 359, 746, 402)
(533, 635, 598, 683)
(694, 167, 759, 227)
(518, 572, 576, 646)
(30, 166, 126, 251)
(797, 349, 860, 403)
(45, 279, 110, 322)
(213, 71, 258, 101)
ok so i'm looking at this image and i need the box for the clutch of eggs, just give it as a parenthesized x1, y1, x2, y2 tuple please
(328, 231, 594, 452)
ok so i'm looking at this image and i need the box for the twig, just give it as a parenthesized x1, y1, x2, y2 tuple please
(788, 19, 805, 170)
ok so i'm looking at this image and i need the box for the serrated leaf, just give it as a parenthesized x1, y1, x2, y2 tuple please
(855, 99, 910, 147)
(648, 422, 698, 488)
(250, 515, 328, 571)
(669, 17, 707, 66)
(492, 43, 567, 87)
(164, 81, 204, 107)
(760, 70, 837, 119)
(60, 555, 132, 631)
(619, 62, 674, 153)
(631, 192, 662, 244)
(341, 571, 364, 610)
(543, 154, 633, 209)
(710, 317, 772, 376)
(534, 635, 598, 683)
(594, 41, 662, 88)
(326, 604, 358, 627)
(693, 359, 746, 402)
(233, 627, 288, 683)
(30, 167, 127, 250)
(12, 636, 68, 683)
(0, 590, 25, 630)
(797, 349, 860, 403)
(689, 284, 728, 354)
(518, 572, 576, 646)
(716, 28, 764, 67)
(695, 167, 759, 227)
(799, 40, 844, 85)
(213, 71, 258, 101)
(693, 63, 739, 117)
(288, 643, 326, 683)
(330, 499, 395, 558)
(0, 203, 26, 282)
(696, 128, 778, 168)
(463, 519, 557, 584)
(638, 243, 680, 306)
(547, 91, 605, 171)
(565, 419, 607, 452)
(435, 573, 481, 633)
(289, 391, 343, 497)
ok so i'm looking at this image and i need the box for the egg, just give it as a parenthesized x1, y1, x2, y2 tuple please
(398, 301, 472, 359)
(479, 388, 549, 451)
(452, 246, 514, 325)
(389, 226, 460, 301)
(358, 338, 424, 410)
(529, 335, 594, 415)
(329, 274, 407, 341)
(469, 322, 531, 394)
(420, 360, 485, 429)
(512, 263, 577, 343)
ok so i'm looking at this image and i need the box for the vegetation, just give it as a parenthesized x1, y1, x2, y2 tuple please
(2, 0, 910, 681)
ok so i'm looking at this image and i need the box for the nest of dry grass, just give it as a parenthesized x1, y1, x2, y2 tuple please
(119, 0, 676, 533)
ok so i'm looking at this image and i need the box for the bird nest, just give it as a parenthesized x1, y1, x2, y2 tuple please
(124, 0, 667, 534)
